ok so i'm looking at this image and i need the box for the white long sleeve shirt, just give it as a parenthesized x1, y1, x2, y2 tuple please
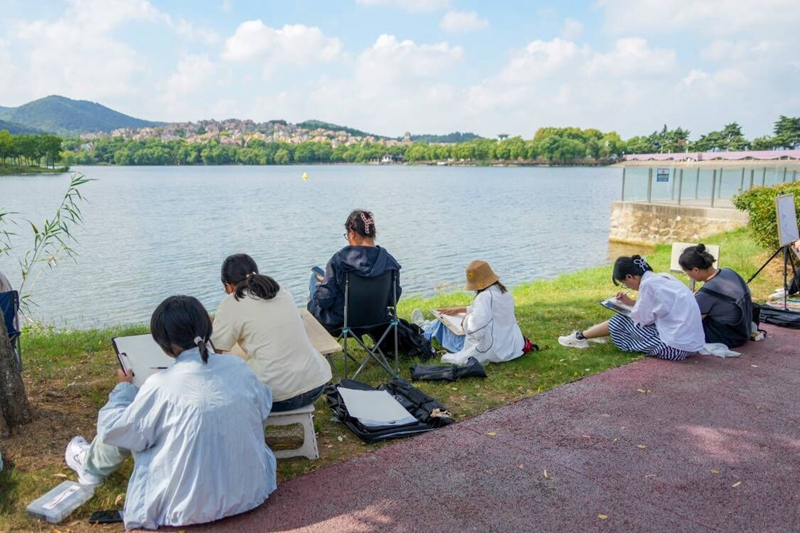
(98, 348, 277, 530)
(442, 285, 525, 365)
(630, 271, 705, 353)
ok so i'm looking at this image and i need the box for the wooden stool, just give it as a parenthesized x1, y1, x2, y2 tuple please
(265, 403, 319, 460)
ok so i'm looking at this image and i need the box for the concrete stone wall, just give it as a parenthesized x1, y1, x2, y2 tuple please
(609, 201, 749, 245)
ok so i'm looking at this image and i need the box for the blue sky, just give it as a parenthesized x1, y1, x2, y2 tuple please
(0, 0, 798, 139)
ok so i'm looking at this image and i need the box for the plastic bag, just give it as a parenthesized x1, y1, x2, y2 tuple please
(699, 343, 741, 358)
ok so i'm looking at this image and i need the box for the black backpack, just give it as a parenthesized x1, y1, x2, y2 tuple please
(369, 318, 436, 361)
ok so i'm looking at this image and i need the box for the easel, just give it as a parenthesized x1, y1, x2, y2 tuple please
(747, 194, 799, 312)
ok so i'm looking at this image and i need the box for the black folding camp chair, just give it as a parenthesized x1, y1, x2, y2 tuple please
(338, 271, 399, 380)
(0, 290, 22, 373)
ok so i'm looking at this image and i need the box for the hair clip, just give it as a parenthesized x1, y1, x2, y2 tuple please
(194, 336, 204, 346)
(633, 257, 649, 271)
(360, 212, 374, 233)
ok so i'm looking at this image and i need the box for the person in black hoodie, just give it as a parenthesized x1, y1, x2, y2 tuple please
(308, 210, 402, 333)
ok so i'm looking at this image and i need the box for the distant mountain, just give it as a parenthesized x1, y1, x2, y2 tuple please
(0, 119, 43, 134)
(297, 119, 384, 139)
(409, 132, 483, 143)
(0, 95, 162, 135)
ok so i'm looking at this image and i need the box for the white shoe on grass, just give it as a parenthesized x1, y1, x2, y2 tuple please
(65, 436, 103, 487)
(558, 332, 590, 349)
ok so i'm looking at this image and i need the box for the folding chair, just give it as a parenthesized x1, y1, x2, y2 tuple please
(0, 291, 22, 373)
(338, 271, 399, 380)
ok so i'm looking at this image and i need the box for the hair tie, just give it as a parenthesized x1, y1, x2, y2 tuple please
(360, 212, 374, 234)
(633, 257, 649, 272)
(245, 272, 255, 281)
(194, 336, 204, 346)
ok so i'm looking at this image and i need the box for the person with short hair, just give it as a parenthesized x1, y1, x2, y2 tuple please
(558, 255, 704, 361)
(679, 244, 753, 348)
(436, 260, 533, 365)
(65, 295, 277, 530)
(212, 253, 332, 412)
(308, 209, 402, 333)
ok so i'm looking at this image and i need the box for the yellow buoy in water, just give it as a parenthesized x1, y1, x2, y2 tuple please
(302, 172, 308, 181)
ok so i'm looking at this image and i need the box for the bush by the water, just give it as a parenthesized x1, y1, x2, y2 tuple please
(732, 182, 800, 250)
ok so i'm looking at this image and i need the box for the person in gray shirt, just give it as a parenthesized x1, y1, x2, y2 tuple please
(679, 244, 753, 348)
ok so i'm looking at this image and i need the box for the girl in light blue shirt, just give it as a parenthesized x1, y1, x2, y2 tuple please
(65, 295, 277, 530)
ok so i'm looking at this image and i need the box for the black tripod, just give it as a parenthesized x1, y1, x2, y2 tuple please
(747, 245, 799, 311)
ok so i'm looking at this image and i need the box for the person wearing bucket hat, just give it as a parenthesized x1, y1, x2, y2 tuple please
(425, 260, 535, 365)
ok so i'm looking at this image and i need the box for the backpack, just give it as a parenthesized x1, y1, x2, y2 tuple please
(369, 318, 436, 361)
(759, 306, 800, 329)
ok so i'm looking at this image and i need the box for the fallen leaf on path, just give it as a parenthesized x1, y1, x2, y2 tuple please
(518, 464, 524, 469)
(637, 388, 646, 393)
(451, 387, 458, 390)
(582, 435, 591, 439)
(487, 432, 497, 437)
(732, 481, 742, 488)
(710, 469, 719, 475)
(543, 469, 548, 478)
(115, 493, 125, 506)
(598, 514, 608, 520)
(601, 413, 611, 418)
(637, 444, 646, 449)
(751, 365, 758, 368)
(337, 436, 343, 442)
(612, 438, 618, 443)
(53, 473, 67, 479)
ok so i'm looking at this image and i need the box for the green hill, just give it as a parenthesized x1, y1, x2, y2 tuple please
(297, 119, 384, 139)
(0, 119, 43, 134)
(0, 95, 162, 135)
(409, 132, 483, 143)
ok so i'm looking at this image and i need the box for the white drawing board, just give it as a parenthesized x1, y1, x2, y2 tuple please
(112, 334, 174, 387)
(776, 194, 799, 248)
(670, 243, 720, 273)
(431, 309, 465, 336)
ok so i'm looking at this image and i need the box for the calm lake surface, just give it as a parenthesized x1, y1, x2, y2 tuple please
(0, 165, 624, 328)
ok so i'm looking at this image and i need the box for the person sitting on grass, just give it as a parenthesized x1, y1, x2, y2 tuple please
(558, 255, 704, 361)
(679, 244, 753, 348)
(308, 209, 402, 334)
(212, 253, 331, 412)
(435, 260, 535, 365)
(65, 295, 277, 530)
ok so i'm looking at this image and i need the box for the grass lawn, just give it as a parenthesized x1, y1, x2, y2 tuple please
(0, 166, 70, 176)
(0, 228, 784, 532)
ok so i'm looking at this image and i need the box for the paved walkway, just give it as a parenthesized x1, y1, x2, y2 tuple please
(174, 324, 799, 532)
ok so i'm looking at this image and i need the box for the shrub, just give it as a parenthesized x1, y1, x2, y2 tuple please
(732, 182, 800, 250)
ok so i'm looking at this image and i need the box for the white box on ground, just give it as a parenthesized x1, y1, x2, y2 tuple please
(27, 481, 94, 523)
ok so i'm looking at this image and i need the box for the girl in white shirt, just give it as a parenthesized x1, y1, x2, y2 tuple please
(212, 254, 332, 412)
(439, 260, 534, 365)
(558, 255, 704, 361)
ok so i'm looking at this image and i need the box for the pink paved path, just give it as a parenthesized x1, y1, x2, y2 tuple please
(171, 325, 799, 532)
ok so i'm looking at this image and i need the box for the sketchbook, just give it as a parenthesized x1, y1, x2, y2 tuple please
(111, 334, 175, 388)
(431, 309, 466, 336)
(599, 297, 633, 316)
(338, 388, 418, 428)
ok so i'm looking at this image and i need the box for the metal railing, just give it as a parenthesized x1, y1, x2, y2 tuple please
(621, 165, 798, 208)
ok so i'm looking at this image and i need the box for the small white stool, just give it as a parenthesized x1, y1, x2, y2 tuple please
(265, 403, 319, 460)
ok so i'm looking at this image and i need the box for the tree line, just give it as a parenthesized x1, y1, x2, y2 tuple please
(0, 131, 63, 168)
(2, 115, 798, 168)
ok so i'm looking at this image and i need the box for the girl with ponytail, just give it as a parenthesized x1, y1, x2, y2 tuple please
(213, 254, 331, 412)
(558, 255, 705, 361)
(679, 244, 754, 347)
(64, 295, 277, 530)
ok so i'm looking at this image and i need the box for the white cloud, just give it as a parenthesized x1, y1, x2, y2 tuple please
(561, 18, 583, 40)
(584, 37, 676, 76)
(598, 0, 800, 36)
(356, 0, 450, 12)
(174, 19, 220, 45)
(439, 11, 489, 33)
(222, 20, 344, 67)
(163, 55, 216, 98)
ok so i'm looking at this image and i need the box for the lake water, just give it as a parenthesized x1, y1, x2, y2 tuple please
(0, 165, 624, 328)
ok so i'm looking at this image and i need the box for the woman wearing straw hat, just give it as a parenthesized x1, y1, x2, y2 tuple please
(435, 260, 533, 365)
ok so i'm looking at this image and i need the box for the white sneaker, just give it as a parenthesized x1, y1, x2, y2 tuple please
(411, 309, 425, 328)
(558, 332, 590, 349)
(65, 436, 104, 487)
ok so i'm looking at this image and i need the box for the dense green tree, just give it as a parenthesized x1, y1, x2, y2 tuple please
(773, 115, 800, 149)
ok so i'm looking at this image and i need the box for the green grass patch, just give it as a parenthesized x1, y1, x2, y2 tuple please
(0, 228, 782, 532)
